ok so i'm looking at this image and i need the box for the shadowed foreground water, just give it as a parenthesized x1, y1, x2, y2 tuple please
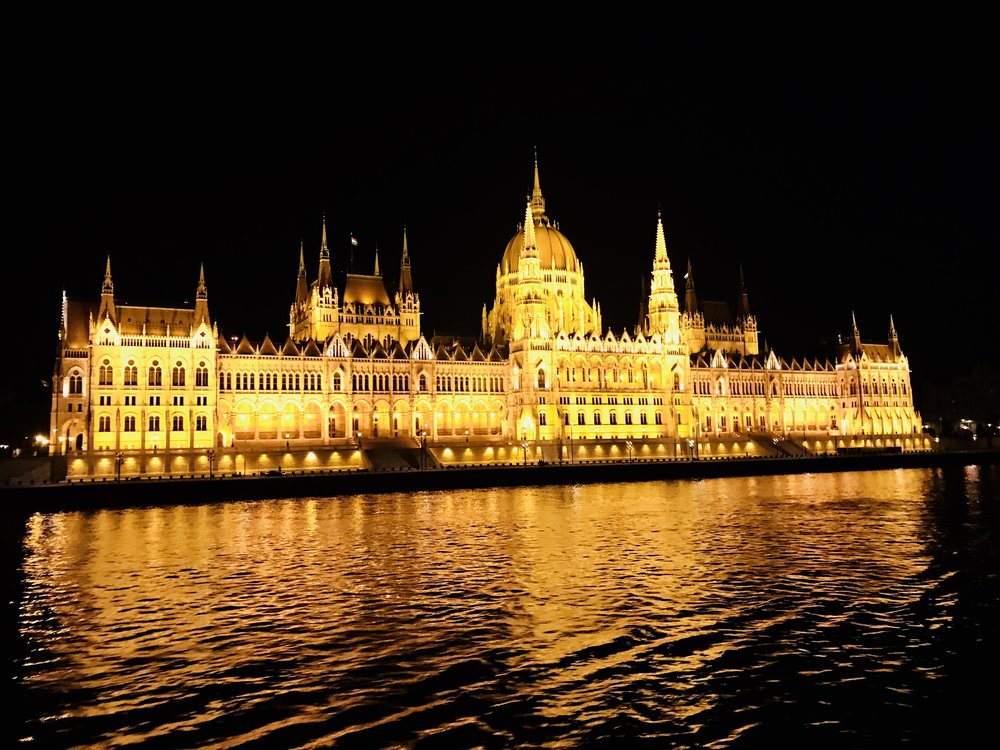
(14, 467, 1000, 747)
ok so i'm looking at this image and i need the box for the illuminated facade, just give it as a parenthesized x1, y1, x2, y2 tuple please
(50, 158, 924, 475)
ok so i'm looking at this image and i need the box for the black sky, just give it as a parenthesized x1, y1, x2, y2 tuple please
(5, 28, 997, 445)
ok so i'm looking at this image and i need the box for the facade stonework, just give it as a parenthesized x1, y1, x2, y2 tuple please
(50, 160, 925, 476)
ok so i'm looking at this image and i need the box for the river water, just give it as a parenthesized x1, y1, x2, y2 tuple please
(12, 466, 1000, 747)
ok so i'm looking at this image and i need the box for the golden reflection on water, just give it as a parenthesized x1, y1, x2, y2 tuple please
(19, 468, 962, 745)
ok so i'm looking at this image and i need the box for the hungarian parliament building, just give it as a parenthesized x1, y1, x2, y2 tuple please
(50, 159, 926, 477)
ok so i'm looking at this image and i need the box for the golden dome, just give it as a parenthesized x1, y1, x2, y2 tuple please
(501, 218, 579, 274)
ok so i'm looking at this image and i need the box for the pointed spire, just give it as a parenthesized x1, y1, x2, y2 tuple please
(317, 214, 332, 290)
(374, 246, 381, 276)
(850, 311, 862, 354)
(398, 226, 414, 296)
(195, 263, 210, 323)
(102, 255, 114, 295)
(521, 199, 538, 257)
(295, 240, 309, 306)
(654, 209, 668, 263)
(737, 264, 751, 318)
(684, 258, 698, 313)
(888, 314, 900, 358)
(98, 255, 117, 325)
(530, 147, 546, 218)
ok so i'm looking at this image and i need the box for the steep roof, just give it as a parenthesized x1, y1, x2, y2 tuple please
(343, 274, 392, 307)
(116, 305, 196, 336)
(259, 335, 278, 356)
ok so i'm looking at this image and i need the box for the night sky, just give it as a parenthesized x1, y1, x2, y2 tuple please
(6, 29, 997, 446)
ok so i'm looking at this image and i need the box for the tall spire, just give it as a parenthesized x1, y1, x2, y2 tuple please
(398, 226, 414, 296)
(317, 214, 332, 290)
(737, 265, 751, 318)
(521, 199, 538, 258)
(295, 240, 309, 306)
(530, 147, 546, 218)
(654, 209, 668, 263)
(98, 255, 117, 325)
(195, 263, 210, 324)
(102, 255, 114, 296)
(888, 314, 900, 358)
(850, 311, 862, 354)
(374, 246, 381, 276)
(684, 258, 698, 313)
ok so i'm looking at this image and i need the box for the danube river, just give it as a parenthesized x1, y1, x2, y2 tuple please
(13, 467, 999, 747)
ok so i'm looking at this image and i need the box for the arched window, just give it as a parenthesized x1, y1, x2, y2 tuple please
(69, 374, 83, 394)
(148, 415, 161, 432)
(539, 411, 547, 426)
(577, 412, 585, 425)
(333, 372, 342, 391)
(196, 364, 208, 387)
(99, 361, 113, 385)
(610, 411, 618, 425)
(172, 362, 185, 387)
(674, 372, 681, 391)
(196, 415, 207, 431)
(594, 411, 602, 425)
(625, 412, 633, 425)
(172, 415, 184, 431)
(124, 363, 138, 385)
(123, 416, 136, 432)
(538, 369, 547, 389)
(640, 412, 648, 425)
(98, 415, 111, 432)
(655, 412, 663, 425)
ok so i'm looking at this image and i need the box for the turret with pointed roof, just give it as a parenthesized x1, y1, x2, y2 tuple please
(530, 147, 546, 219)
(888, 314, 900, 359)
(97, 256, 117, 325)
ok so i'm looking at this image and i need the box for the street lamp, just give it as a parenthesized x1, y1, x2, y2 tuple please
(625, 439, 633, 463)
(114, 451, 124, 482)
(420, 429, 427, 470)
(521, 436, 528, 466)
(687, 438, 695, 460)
(356, 431, 362, 450)
(207, 449, 215, 479)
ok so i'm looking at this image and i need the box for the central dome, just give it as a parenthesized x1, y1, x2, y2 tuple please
(501, 217, 580, 274)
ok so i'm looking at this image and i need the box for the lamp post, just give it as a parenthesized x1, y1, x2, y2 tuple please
(420, 429, 427, 470)
(114, 451, 124, 482)
(521, 434, 528, 466)
(625, 439, 633, 463)
(356, 431, 362, 450)
(687, 438, 695, 460)
(207, 449, 215, 479)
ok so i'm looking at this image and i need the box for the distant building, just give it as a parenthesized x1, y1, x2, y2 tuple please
(49, 157, 926, 477)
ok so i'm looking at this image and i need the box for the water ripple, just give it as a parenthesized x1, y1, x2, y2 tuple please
(15, 466, 1000, 747)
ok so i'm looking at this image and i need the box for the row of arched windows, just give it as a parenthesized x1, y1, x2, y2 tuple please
(221, 371, 323, 392)
(95, 360, 207, 388)
(435, 375, 503, 393)
(96, 414, 208, 433)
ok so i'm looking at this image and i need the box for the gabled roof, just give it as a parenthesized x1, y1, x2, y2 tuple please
(435, 345, 451, 361)
(236, 335, 255, 355)
(350, 338, 368, 358)
(217, 334, 232, 354)
(282, 338, 300, 356)
(470, 344, 486, 362)
(117, 304, 196, 337)
(302, 339, 322, 357)
(488, 345, 506, 362)
(259, 335, 278, 356)
(369, 340, 389, 359)
(453, 345, 468, 362)
(389, 341, 408, 359)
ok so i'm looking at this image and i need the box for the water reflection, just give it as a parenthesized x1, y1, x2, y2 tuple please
(17, 467, 1000, 747)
